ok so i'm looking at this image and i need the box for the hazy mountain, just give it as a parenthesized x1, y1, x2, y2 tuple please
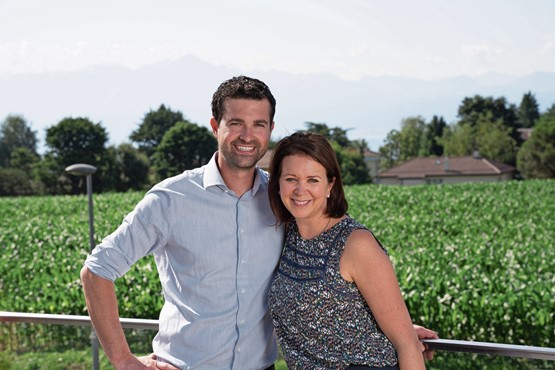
(1, 55, 554, 153)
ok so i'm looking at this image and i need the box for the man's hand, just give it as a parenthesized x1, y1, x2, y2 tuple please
(413, 324, 439, 361)
(114, 353, 180, 370)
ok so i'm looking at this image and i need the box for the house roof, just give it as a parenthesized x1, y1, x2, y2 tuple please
(363, 149, 380, 158)
(378, 156, 516, 179)
(517, 127, 533, 141)
(257, 149, 273, 170)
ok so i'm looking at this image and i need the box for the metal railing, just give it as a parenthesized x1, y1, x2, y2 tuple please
(0, 311, 158, 331)
(421, 338, 555, 361)
(1, 311, 158, 370)
(2, 311, 555, 364)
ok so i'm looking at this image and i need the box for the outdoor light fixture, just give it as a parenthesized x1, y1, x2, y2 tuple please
(65, 164, 97, 253)
(64, 163, 99, 370)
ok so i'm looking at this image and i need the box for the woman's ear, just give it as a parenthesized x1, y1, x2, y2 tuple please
(327, 177, 336, 197)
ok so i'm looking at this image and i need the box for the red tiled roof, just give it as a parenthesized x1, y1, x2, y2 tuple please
(257, 149, 273, 170)
(363, 149, 380, 158)
(378, 156, 515, 179)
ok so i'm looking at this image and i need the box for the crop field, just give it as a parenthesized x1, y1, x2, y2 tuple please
(1, 180, 554, 368)
(346, 180, 554, 346)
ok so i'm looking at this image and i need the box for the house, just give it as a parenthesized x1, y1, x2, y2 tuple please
(376, 154, 516, 185)
(257, 149, 273, 171)
(363, 149, 381, 182)
(517, 127, 533, 141)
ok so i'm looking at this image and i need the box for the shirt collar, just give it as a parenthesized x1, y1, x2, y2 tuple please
(203, 152, 226, 189)
(203, 152, 268, 197)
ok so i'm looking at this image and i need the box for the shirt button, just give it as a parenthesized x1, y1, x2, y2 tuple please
(241, 288, 246, 293)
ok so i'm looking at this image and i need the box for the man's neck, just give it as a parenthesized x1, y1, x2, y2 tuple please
(216, 156, 257, 197)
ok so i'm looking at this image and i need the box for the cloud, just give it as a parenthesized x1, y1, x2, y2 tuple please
(540, 41, 555, 56)
(63, 41, 91, 57)
(461, 44, 502, 59)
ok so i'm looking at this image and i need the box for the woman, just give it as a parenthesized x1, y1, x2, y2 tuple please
(267, 132, 426, 370)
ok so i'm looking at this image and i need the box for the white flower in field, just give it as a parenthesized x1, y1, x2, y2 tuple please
(438, 293, 451, 304)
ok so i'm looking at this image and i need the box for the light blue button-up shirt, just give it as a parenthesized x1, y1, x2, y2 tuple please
(85, 153, 284, 370)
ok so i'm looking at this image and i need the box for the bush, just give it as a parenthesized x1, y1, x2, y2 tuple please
(0, 168, 34, 196)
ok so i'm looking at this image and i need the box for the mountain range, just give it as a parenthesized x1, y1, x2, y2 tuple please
(1, 55, 555, 153)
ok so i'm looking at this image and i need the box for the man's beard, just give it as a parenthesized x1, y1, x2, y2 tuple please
(220, 141, 266, 170)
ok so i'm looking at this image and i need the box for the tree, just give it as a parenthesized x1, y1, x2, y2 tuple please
(475, 116, 516, 164)
(304, 122, 370, 184)
(332, 142, 371, 185)
(45, 117, 108, 193)
(115, 143, 151, 191)
(130, 105, 185, 157)
(94, 146, 119, 192)
(379, 129, 402, 170)
(439, 112, 517, 164)
(378, 116, 429, 170)
(518, 91, 540, 128)
(90, 144, 150, 192)
(437, 123, 474, 157)
(33, 154, 72, 195)
(0, 114, 38, 167)
(46, 117, 108, 166)
(10, 147, 40, 173)
(427, 116, 447, 156)
(0, 168, 34, 196)
(304, 122, 351, 147)
(153, 121, 217, 180)
(398, 116, 429, 158)
(457, 95, 521, 145)
(517, 115, 555, 179)
(543, 103, 555, 118)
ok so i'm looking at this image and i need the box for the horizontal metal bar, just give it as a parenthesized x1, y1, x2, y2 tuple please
(2, 311, 554, 361)
(0, 311, 158, 331)
(422, 339, 555, 361)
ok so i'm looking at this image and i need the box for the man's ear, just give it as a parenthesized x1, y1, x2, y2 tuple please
(210, 118, 219, 136)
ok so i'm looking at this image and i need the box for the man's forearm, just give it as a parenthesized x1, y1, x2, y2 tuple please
(80, 266, 133, 367)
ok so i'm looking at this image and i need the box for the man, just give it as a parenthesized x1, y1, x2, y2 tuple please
(81, 76, 437, 370)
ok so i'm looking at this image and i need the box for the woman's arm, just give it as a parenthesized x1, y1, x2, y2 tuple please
(340, 229, 425, 370)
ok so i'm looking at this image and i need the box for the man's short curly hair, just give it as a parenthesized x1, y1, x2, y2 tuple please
(211, 75, 276, 123)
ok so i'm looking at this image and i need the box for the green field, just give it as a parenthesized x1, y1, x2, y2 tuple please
(1, 180, 554, 369)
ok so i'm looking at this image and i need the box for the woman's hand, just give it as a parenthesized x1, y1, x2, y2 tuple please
(413, 324, 439, 360)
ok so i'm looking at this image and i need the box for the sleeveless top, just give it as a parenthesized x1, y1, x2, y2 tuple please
(268, 216, 398, 370)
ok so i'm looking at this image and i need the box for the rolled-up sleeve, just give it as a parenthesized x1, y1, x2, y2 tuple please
(84, 190, 170, 281)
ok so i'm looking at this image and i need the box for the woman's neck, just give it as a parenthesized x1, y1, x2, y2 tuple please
(297, 216, 332, 240)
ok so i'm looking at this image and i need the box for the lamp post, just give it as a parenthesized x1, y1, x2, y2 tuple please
(65, 163, 99, 370)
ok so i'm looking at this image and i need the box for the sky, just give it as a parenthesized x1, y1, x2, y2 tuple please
(1, 0, 555, 150)
(2, 0, 555, 79)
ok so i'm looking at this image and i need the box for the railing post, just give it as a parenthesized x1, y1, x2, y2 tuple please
(85, 172, 100, 370)
(91, 329, 100, 370)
